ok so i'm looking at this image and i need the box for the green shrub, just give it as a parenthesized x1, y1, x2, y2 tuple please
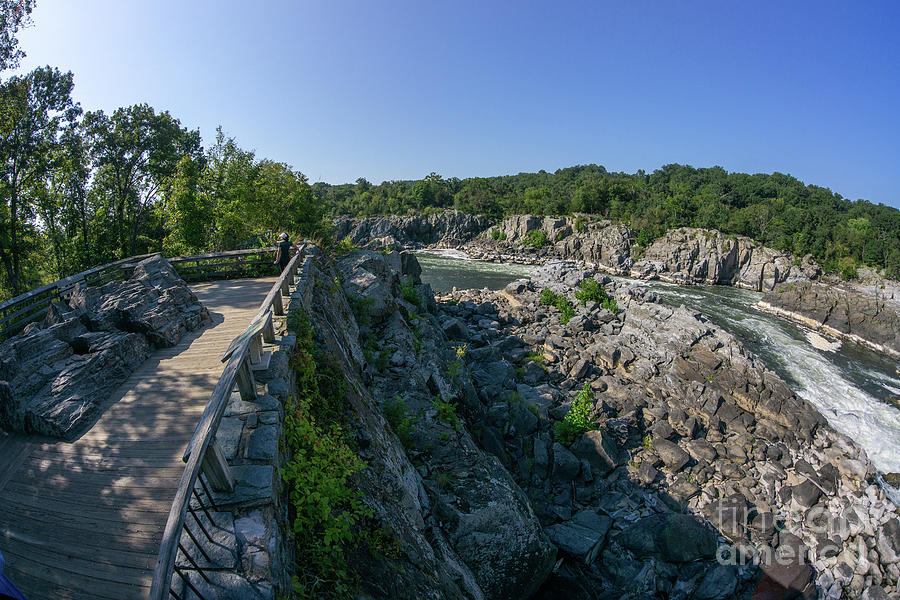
(335, 235, 357, 255)
(523, 229, 548, 248)
(490, 228, 507, 241)
(523, 350, 545, 364)
(432, 396, 460, 430)
(837, 257, 858, 280)
(554, 383, 596, 446)
(539, 288, 558, 306)
(445, 343, 467, 378)
(555, 296, 575, 324)
(400, 277, 422, 307)
(574, 216, 587, 232)
(376, 346, 392, 372)
(384, 396, 415, 448)
(345, 293, 374, 325)
(283, 310, 372, 598)
(574, 277, 618, 312)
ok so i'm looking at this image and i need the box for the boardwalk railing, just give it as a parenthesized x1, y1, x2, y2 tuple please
(148, 246, 310, 600)
(0, 253, 158, 342)
(168, 247, 278, 281)
(0, 248, 281, 342)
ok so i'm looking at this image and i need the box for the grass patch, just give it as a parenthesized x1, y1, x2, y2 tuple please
(400, 277, 422, 308)
(432, 396, 460, 430)
(335, 235, 357, 255)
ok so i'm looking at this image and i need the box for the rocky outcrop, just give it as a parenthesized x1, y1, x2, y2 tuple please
(303, 249, 555, 599)
(468, 215, 635, 273)
(439, 262, 899, 600)
(333, 212, 491, 249)
(630, 228, 820, 291)
(759, 281, 900, 359)
(0, 256, 209, 440)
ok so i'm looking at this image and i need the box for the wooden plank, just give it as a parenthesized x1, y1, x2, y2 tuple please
(0, 501, 166, 538)
(1, 544, 152, 596)
(201, 439, 234, 492)
(0, 565, 131, 600)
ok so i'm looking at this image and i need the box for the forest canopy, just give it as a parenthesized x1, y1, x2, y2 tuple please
(314, 164, 900, 280)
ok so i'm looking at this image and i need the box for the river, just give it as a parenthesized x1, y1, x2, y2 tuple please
(416, 250, 900, 474)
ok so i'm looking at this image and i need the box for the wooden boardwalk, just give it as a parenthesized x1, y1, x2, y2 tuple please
(0, 278, 276, 600)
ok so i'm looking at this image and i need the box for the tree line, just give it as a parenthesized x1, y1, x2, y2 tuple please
(314, 164, 900, 279)
(0, 1, 322, 301)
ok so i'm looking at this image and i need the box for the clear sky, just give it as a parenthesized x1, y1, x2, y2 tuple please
(15, 0, 900, 208)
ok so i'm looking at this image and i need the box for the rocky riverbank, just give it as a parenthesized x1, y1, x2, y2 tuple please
(444, 261, 900, 599)
(335, 212, 900, 361)
(0, 256, 209, 440)
(759, 281, 900, 360)
(300, 248, 898, 599)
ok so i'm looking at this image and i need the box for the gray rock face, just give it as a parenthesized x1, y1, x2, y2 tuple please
(619, 513, 717, 562)
(653, 437, 691, 472)
(878, 518, 900, 564)
(0, 255, 208, 440)
(333, 212, 491, 249)
(70, 256, 209, 346)
(551, 442, 581, 483)
(761, 280, 900, 358)
(570, 430, 620, 476)
(693, 565, 738, 600)
(630, 227, 817, 291)
(310, 249, 557, 600)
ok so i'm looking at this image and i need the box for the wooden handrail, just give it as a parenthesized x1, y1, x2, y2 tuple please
(0, 252, 158, 314)
(167, 247, 277, 263)
(251, 244, 307, 325)
(148, 338, 253, 600)
(149, 246, 308, 600)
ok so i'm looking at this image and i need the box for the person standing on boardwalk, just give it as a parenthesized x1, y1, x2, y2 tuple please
(274, 232, 298, 272)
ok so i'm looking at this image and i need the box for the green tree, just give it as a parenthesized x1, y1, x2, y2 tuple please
(0, 66, 79, 294)
(0, 0, 35, 73)
(83, 104, 201, 258)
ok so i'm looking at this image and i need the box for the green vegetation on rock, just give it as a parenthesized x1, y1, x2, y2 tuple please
(575, 277, 618, 313)
(523, 229, 548, 248)
(554, 383, 597, 446)
(539, 288, 576, 324)
(282, 309, 372, 598)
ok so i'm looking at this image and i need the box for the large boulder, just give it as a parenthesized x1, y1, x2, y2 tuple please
(631, 227, 812, 291)
(70, 255, 209, 347)
(544, 509, 611, 564)
(570, 430, 621, 476)
(618, 513, 717, 562)
(0, 255, 208, 440)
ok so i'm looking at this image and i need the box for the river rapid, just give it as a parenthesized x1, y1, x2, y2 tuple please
(416, 250, 900, 474)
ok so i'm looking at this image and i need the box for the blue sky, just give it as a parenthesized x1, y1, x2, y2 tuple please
(16, 0, 900, 207)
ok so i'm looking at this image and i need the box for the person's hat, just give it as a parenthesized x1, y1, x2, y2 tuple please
(280, 233, 288, 240)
